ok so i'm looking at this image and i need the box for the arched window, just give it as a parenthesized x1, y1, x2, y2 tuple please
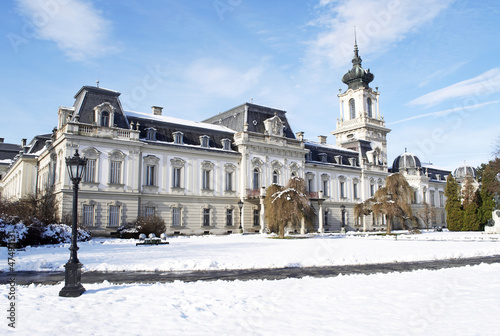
(253, 168, 260, 190)
(272, 170, 279, 184)
(367, 98, 372, 118)
(101, 111, 109, 127)
(349, 99, 355, 119)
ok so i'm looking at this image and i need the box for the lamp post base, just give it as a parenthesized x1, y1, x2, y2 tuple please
(59, 262, 85, 297)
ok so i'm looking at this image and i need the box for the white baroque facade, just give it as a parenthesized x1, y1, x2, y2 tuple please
(0, 44, 460, 235)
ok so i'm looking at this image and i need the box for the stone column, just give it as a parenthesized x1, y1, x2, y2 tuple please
(300, 217, 306, 235)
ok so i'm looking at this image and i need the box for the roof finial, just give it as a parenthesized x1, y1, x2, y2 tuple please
(96, 79, 100, 88)
(405, 147, 407, 153)
(354, 26, 359, 57)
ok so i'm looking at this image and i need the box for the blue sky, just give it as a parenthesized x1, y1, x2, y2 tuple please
(1, 0, 499, 171)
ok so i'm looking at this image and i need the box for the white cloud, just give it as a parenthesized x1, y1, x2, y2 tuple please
(184, 59, 264, 99)
(307, 0, 454, 68)
(409, 68, 500, 107)
(15, 0, 116, 61)
(388, 100, 500, 125)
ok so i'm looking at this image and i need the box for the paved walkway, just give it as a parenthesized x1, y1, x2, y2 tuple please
(2, 255, 500, 285)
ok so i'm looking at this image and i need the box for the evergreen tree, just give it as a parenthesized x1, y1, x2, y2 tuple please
(462, 201, 481, 231)
(461, 174, 476, 207)
(445, 174, 463, 231)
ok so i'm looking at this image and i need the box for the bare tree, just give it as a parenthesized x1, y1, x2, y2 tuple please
(416, 202, 436, 231)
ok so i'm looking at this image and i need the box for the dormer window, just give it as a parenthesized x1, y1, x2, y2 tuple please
(173, 131, 183, 144)
(222, 138, 232, 151)
(200, 135, 210, 148)
(146, 127, 157, 141)
(319, 153, 327, 163)
(101, 111, 109, 127)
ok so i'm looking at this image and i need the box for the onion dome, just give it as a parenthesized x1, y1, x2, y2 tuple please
(342, 42, 374, 90)
(453, 164, 476, 179)
(392, 151, 422, 171)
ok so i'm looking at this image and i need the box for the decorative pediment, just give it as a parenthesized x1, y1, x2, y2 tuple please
(171, 157, 186, 167)
(144, 155, 160, 165)
(264, 115, 284, 137)
(201, 161, 214, 170)
(251, 157, 264, 168)
(109, 149, 125, 161)
(271, 160, 283, 170)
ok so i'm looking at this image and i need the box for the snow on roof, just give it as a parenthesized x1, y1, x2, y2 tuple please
(125, 110, 236, 134)
(305, 141, 358, 154)
(0, 159, 12, 164)
(421, 163, 450, 172)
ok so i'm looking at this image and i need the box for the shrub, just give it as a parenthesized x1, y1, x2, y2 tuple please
(132, 216, 166, 236)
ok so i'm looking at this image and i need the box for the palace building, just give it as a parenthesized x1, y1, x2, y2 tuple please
(1, 44, 465, 235)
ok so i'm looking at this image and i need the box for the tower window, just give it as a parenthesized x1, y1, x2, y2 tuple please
(367, 98, 372, 118)
(349, 99, 355, 119)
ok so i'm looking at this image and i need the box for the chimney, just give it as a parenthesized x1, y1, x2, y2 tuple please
(318, 135, 327, 144)
(152, 106, 163, 116)
(0, 138, 4, 143)
(296, 132, 304, 141)
(22, 138, 27, 146)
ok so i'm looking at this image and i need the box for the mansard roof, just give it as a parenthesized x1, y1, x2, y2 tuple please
(0, 142, 22, 161)
(125, 110, 236, 150)
(203, 103, 296, 139)
(72, 86, 129, 129)
(305, 141, 359, 167)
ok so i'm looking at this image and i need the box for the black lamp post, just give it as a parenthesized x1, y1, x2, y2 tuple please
(237, 200, 244, 233)
(59, 149, 87, 297)
(340, 204, 346, 229)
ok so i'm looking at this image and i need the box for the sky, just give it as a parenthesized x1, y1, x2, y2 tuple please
(1, 0, 499, 171)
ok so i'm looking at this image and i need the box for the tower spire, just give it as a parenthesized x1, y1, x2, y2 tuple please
(354, 26, 359, 58)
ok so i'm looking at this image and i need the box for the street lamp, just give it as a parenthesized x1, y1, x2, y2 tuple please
(237, 200, 244, 233)
(340, 204, 346, 230)
(59, 149, 87, 297)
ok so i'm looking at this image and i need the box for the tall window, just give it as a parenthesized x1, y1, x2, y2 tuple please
(82, 205, 94, 226)
(172, 207, 181, 226)
(340, 181, 345, 198)
(173, 131, 183, 144)
(324, 210, 329, 227)
(226, 209, 233, 226)
(370, 182, 375, 197)
(202, 169, 211, 190)
(200, 135, 210, 148)
(101, 111, 109, 127)
(253, 209, 260, 226)
(145, 207, 155, 217)
(349, 98, 355, 119)
(109, 205, 120, 227)
(253, 168, 260, 190)
(439, 192, 444, 207)
(110, 161, 122, 184)
(430, 190, 436, 206)
(272, 170, 279, 184)
(367, 98, 372, 118)
(172, 167, 181, 188)
(225, 171, 233, 191)
(353, 182, 358, 199)
(84, 159, 96, 183)
(146, 165, 156, 186)
(423, 191, 427, 203)
(203, 208, 210, 226)
(413, 190, 418, 204)
(323, 180, 329, 197)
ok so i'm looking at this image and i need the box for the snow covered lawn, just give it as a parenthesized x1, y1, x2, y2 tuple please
(2, 263, 500, 335)
(2, 231, 500, 272)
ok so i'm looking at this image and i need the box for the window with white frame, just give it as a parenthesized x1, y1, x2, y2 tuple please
(225, 171, 233, 191)
(145, 165, 156, 186)
(201, 161, 214, 191)
(253, 168, 260, 190)
(324, 210, 329, 227)
(222, 138, 231, 150)
(173, 131, 184, 144)
(340, 181, 345, 198)
(226, 209, 233, 226)
(109, 205, 120, 227)
(306, 173, 315, 192)
(83, 204, 94, 226)
(146, 127, 157, 141)
(272, 170, 279, 184)
(253, 209, 260, 226)
(172, 207, 181, 226)
(203, 208, 210, 226)
(171, 158, 185, 189)
(349, 98, 355, 119)
(84, 159, 96, 183)
(200, 135, 210, 148)
(202, 169, 211, 190)
(439, 192, 444, 207)
(367, 97, 373, 118)
(430, 190, 435, 206)
(413, 190, 418, 204)
(370, 179, 375, 197)
(321, 174, 329, 196)
(110, 161, 122, 184)
(101, 111, 109, 127)
(145, 206, 155, 217)
(353, 181, 358, 199)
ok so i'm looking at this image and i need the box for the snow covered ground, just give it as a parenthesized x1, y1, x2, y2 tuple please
(1, 231, 500, 335)
(2, 231, 499, 272)
(2, 263, 500, 335)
